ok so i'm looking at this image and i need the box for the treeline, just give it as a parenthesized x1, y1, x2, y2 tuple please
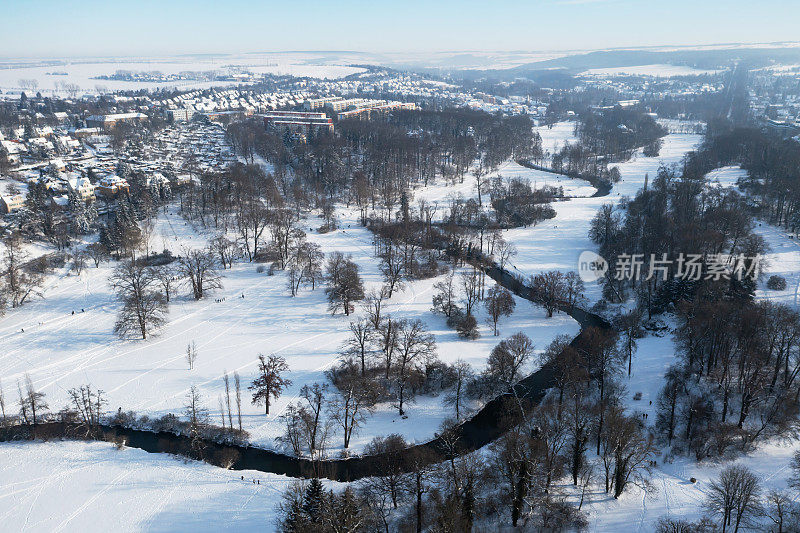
(681, 120, 800, 232)
(225, 108, 537, 222)
(576, 106, 666, 160)
(656, 299, 800, 459)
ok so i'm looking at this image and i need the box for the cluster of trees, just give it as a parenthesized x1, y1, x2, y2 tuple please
(431, 268, 517, 339)
(487, 176, 559, 228)
(589, 164, 765, 313)
(224, 108, 537, 226)
(576, 106, 666, 161)
(655, 299, 800, 458)
(274, 424, 585, 533)
(110, 246, 223, 339)
(273, 322, 659, 531)
(274, 312, 440, 458)
(683, 121, 800, 234)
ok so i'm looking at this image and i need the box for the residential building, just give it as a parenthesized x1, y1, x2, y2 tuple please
(96, 174, 130, 197)
(0, 194, 25, 214)
(85, 112, 148, 130)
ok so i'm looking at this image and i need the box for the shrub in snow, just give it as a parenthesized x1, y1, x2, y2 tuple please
(455, 314, 479, 339)
(633, 391, 642, 401)
(767, 275, 787, 291)
(256, 265, 266, 274)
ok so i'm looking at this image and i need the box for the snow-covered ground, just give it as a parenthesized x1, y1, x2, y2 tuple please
(0, 55, 365, 96)
(704, 165, 748, 189)
(535, 120, 579, 157)
(0, 204, 578, 453)
(409, 159, 596, 221)
(0, 440, 333, 532)
(580, 438, 798, 531)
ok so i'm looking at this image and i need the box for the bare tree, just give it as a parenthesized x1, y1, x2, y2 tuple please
(563, 271, 586, 312)
(530, 270, 567, 318)
(223, 372, 233, 428)
(363, 288, 388, 330)
(363, 434, 410, 509)
(460, 268, 480, 317)
(2, 233, 43, 308)
(601, 406, 656, 499)
(327, 360, 378, 449)
(110, 260, 167, 340)
(178, 248, 223, 300)
(325, 252, 364, 316)
(484, 285, 516, 336)
(445, 359, 474, 420)
(342, 320, 374, 377)
(495, 238, 517, 271)
(67, 384, 105, 427)
(185, 384, 209, 459)
(236, 201, 270, 261)
(613, 310, 642, 377)
(299, 383, 331, 459)
(394, 319, 437, 416)
(234, 371, 243, 431)
(86, 242, 109, 268)
(380, 244, 405, 297)
(152, 263, 181, 303)
(185, 341, 198, 370)
(705, 465, 762, 533)
(209, 235, 240, 269)
(249, 353, 291, 415)
(431, 271, 460, 318)
(64, 83, 80, 99)
(484, 332, 535, 390)
(378, 315, 400, 380)
(19, 375, 48, 426)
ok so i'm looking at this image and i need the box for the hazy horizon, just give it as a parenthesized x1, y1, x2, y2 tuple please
(3, 0, 799, 59)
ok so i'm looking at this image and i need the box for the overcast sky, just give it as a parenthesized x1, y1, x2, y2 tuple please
(2, 0, 799, 58)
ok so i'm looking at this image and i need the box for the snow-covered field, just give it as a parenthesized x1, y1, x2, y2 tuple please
(581, 438, 798, 531)
(0, 204, 578, 453)
(0, 440, 330, 532)
(0, 55, 365, 96)
(536, 120, 579, 156)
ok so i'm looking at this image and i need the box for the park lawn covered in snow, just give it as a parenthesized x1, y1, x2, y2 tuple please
(0, 204, 578, 454)
(535, 120, 579, 156)
(408, 159, 596, 223)
(577, 438, 799, 532)
(0, 440, 329, 532)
